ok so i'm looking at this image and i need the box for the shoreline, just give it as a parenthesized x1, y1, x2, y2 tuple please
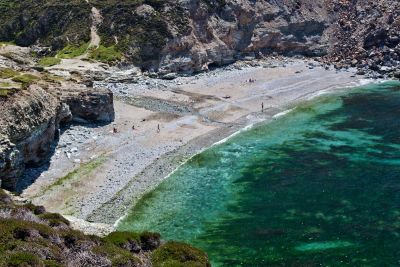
(88, 74, 370, 226)
(20, 58, 367, 233)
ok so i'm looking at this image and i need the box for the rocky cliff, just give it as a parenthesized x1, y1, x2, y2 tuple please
(1, 0, 397, 76)
(0, 48, 115, 191)
(323, 0, 400, 77)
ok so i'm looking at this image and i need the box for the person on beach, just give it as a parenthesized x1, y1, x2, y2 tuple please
(113, 127, 118, 134)
(132, 125, 135, 130)
(157, 124, 160, 133)
(262, 102, 264, 113)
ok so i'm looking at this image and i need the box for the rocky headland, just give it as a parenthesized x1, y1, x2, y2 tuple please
(0, 46, 114, 191)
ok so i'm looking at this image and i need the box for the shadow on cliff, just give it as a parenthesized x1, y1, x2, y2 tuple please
(15, 121, 111, 193)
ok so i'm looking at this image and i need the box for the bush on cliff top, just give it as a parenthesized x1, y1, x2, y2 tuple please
(151, 241, 211, 267)
(88, 45, 122, 63)
(0, 189, 210, 267)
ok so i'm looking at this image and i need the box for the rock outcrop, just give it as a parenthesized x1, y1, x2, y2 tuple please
(0, 85, 61, 190)
(158, 0, 330, 74)
(322, 0, 400, 77)
(0, 53, 115, 191)
(61, 87, 115, 124)
(0, 0, 398, 75)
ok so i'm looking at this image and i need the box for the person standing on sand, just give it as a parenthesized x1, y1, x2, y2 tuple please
(132, 125, 135, 130)
(262, 102, 264, 113)
(157, 124, 160, 133)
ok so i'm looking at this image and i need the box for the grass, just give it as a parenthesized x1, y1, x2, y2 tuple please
(42, 156, 106, 194)
(0, 82, 21, 97)
(93, 242, 142, 267)
(0, 68, 19, 79)
(103, 231, 141, 246)
(103, 231, 161, 250)
(0, 41, 14, 47)
(38, 57, 61, 67)
(151, 241, 210, 267)
(42, 74, 64, 83)
(7, 252, 41, 267)
(89, 45, 122, 63)
(0, 89, 9, 97)
(56, 42, 89, 59)
(38, 213, 70, 227)
(0, 82, 12, 87)
(11, 74, 39, 85)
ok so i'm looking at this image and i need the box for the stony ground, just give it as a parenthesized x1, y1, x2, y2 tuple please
(20, 57, 365, 227)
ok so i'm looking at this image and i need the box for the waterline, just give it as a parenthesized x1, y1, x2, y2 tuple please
(118, 81, 400, 266)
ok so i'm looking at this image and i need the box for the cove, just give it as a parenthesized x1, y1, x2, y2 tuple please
(118, 81, 400, 266)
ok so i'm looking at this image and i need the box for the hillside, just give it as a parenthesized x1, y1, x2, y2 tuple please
(0, 0, 397, 76)
(0, 0, 400, 76)
(0, 189, 210, 267)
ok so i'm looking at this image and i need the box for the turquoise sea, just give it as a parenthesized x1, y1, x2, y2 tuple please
(118, 81, 400, 266)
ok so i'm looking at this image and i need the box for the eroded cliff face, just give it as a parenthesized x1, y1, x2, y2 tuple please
(0, 52, 114, 191)
(324, 0, 400, 75)
(0, 0, 333, 72)
(158, 0, 331, 73)
(0, 0, 398, 75)
(0, 85, 61, 190)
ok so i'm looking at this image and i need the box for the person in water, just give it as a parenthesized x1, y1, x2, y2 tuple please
(262, 102, 264, 112)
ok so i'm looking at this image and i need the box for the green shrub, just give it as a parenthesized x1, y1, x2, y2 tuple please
(93, 243, 141, 267)
(0, 89, 10, 97)
(43, 260, 63, 267)
(39, 213, 70, 227)
(151, 241, 210, 267)
(0, 218, 56, 243)
(0, 41, 14, 46)
(56, 43, 89, 59)
(89, 45, 122, 63)
(0, 68, 19, 79)
(38, 57, 61, 67)
(103, 231, 140, 247)
(11, 74, 39, 85)
(7, 252, 41, 267)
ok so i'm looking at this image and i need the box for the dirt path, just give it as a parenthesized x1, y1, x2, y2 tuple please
(88, 6, 102, 49)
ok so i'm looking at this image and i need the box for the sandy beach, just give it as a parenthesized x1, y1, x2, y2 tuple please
(21, 58, 364, 231)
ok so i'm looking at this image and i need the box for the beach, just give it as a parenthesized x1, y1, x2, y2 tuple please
(20, 58, 363, 232)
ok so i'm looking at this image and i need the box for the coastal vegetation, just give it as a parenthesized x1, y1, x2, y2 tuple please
(0, 189, 210, 267)
(11, 74, 39, 85)
(38, 57, 61, 67)
(0, 68, 19, 79)
(56, 43, 90, 59)
(88, 45, 122, 63)
(151, 242, 211, 267)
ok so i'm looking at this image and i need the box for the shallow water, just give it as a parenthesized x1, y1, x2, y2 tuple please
(118, 81, 400, 266)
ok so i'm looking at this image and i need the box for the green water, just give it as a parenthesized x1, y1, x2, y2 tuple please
(118, 81, 400, 266)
